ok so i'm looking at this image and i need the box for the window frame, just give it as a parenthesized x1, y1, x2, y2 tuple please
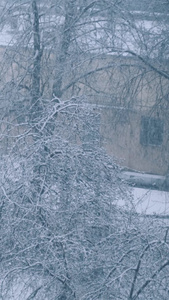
(140, 116, 164, 146)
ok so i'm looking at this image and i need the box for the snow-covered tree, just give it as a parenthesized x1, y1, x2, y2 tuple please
(1, 97, 169, 300)
(0, 97, 130, 299)
(1, 1, 169, 299)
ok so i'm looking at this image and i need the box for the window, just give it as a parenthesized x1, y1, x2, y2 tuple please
(140, 116, 164, 146)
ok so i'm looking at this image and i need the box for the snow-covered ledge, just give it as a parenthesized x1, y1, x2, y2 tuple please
(121, 171, 168, 191)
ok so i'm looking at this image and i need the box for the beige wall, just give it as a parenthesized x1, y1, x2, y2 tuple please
(99, 107, 169, 175)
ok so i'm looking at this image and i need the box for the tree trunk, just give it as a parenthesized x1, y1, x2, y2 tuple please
(31, 0, 42, 113)
(52, 0, 75, 98)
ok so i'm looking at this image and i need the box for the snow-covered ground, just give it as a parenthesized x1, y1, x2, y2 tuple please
(0, 28, 13, 46)
(132, 187, 169, 216)
(121, 171, 169, 216)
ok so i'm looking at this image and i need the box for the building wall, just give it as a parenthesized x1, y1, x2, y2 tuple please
(100, 107, 169, 175)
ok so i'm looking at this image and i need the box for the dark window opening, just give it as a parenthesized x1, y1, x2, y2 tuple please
(140, 116, 164, 146)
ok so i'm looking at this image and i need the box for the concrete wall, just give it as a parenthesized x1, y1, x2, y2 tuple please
(100, 107, 169, 175)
